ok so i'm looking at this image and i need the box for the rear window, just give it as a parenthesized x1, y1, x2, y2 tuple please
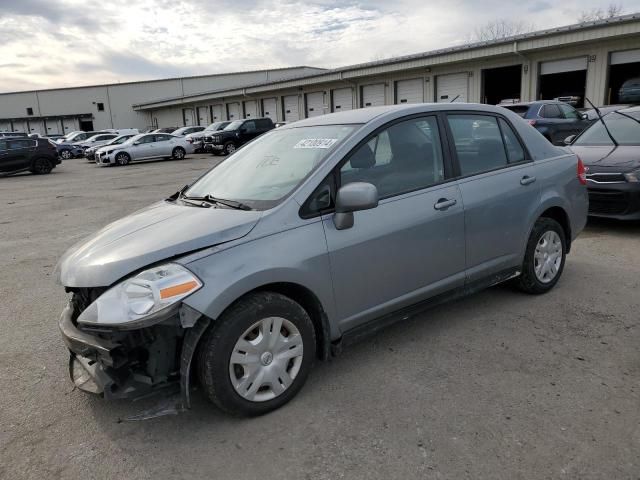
(501, 106, 529, 117)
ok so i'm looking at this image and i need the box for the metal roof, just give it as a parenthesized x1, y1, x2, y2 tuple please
(133, 12, 640, 110)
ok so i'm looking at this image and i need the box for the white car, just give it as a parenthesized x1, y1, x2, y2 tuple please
(171, 126, 205, 137)
(95, 133, 194, 167)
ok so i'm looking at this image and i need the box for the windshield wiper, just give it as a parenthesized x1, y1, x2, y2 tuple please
(181, 193, 252, 210)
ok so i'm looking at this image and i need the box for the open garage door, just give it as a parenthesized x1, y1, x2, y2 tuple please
(262, 98, 277, 121)
(436, 73, 468, 103)
(197, 106, 209, 125)
(608, 49, 640, 104)
(361, 83, 385, 107)
(244, 100, 258, 118)
(482, 65, 522, 104)
(44, 119, 62, 135)
(227, 102, 241, 120)
(306, 91, 325, 117)
(395, 78, 423, 104)
(283, 95, 300, 122)
(331, 88, 353, 112)
(538, 57, 587, 108)
(211, 105, 223, 122)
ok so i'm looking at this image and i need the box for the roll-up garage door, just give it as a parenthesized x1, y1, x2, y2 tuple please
(395, 78, 423, 104)
(331, 88, 353, 112)
(611, 49, 640, 65)
(283, 95, 300, 122)
(361, 83, 385, 107)
(539, 57, 587, 107)
(27, 120, 44, 135)
(182, 108, 194, 126)
(211, 104, 223, 122)
(306, 91, 325, 117)
(436, 73, 468, 103)
(44, 119, 62, 135)
(197, 106, 209, 125)
(0, 120, 10, 132)
(226, 102, 241, 120)
(540, 57, 588, 75)
(262, 98, 277, 121)
(244, 100, 258, 118)
(62, 118, 76, 134)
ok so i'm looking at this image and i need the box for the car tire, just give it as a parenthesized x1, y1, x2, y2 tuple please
(30, 157, 53, 175)
(59, 149, 72, 160)
(515, 217, 566, 295)
(223, 142, 236, 155)
(115, 152, 131, 166)
(197, 292, 316, 416)
(172, 147, 186, 160)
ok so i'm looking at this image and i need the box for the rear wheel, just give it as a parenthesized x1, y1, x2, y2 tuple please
(115, 152, 131, 166)
(30, 157, 52, 174)
(198, 292, 316, 416)
(516, 217, 566, 294)
(172, 147, 186, 159)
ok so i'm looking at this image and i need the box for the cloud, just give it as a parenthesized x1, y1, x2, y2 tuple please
(0, 0, 638, 92)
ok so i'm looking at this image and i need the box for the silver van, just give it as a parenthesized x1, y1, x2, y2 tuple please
(57, 104, 588, 416)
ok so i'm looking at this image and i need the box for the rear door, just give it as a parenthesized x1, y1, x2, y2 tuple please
(321, 115, 466, 331)
(153, 134, 175, 158)
(445, 113, 540, 282)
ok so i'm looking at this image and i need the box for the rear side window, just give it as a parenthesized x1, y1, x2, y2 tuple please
(559, 104, 579, 119)
(498, 119, 526, 163)
(7, 139, 36, 149)
(447, 115, 508, 176)
(340, 116, 445, 198)
(256, 119, 272, 129)
(541, 104, 563, 118)
(243, 121, 257, 132)
(138, 135, 156, 144)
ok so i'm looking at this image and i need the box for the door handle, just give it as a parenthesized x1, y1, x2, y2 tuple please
(434, 198, 457, 210)
(520, 175, 536, 186)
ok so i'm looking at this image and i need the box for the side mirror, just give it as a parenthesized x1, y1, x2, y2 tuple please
(563, 135, 576, 145)
(333, 182, 379, 230)
(133, 141, 141, 145)
(580, 113, 588, 120)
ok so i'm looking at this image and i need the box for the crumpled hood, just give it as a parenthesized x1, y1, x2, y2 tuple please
(57, 201, 262, 287)
(571, 145, 640, 170)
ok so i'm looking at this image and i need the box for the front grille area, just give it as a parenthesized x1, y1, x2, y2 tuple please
(586, 173, 626, 183)
(588, 190, 629, 215)
(203, 136, 212, 143)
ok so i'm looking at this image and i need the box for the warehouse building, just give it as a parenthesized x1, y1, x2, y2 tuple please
(0, 67, 325, 135)
(1, 14, 640, 134)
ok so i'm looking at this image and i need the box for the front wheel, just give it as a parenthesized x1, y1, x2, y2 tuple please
(223, 142, 236, 155)
(115, 152, 131, 166)
(515, 217, 566, 294)
(198, 292, 316, 416)
(172, 147, 186, 159)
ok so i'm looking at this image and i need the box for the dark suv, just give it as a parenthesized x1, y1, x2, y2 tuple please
(500, 101, 590, 145)
(205, 118, 275, 155)
(0, 137, 60, 175)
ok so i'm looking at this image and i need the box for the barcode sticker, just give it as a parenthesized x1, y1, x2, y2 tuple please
(294, 138, 337, 149)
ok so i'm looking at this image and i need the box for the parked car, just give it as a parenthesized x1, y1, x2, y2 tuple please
(56, 131, 108, 144)
(205, 117, 275, 155)
(57, 104, 588, 416)
(0, 137, 60, 175)
(85, 134, 136, 161)
(94, 133, 193, 166)
(186, 122, 230, 151)
(171, 126, 206, 137)
(152, 127, 179, 134)
(0, 132, 28, 138)
(618, 77, 640, 104)
(566, 106, 640, 219)
(500, 100, 591, 145)
(75, 133, 120, 153)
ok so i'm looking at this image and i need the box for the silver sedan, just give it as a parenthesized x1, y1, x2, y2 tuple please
(95, 133, 194, 166)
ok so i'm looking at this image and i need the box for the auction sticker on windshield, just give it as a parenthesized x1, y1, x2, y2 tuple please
(294, 138, 338, 149)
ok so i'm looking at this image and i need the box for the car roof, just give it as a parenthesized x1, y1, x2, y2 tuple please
(283, 103, 531, 128)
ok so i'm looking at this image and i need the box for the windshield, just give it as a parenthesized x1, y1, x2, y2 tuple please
(224, 121, 243, 131)
(574, 111, 640, 146)
(185, 125, 357, 209)
(112, 135, 131, 145)
(205, 122, 223, 131)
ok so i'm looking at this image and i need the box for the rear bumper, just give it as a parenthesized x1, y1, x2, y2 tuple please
(587, 183, 640, 220)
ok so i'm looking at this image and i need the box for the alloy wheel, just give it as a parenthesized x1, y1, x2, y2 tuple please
(229, 317, 304, 402)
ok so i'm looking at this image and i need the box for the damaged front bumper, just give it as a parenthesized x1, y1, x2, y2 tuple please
(59, 302, 210, 409)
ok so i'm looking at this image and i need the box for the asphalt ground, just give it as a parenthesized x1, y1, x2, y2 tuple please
(1, 154, 639, 479)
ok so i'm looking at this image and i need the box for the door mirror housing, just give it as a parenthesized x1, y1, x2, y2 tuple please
(563, 135, 576, 145)
(580, 113, 588, 120)
(133, 141, 141, 145)
(333, 182, 379, 230)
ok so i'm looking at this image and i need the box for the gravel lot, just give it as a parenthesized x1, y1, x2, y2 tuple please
(1, 155, 639, 480)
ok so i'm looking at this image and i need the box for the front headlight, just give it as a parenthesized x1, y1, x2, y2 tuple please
(77, 263, 202, 328)
(624, 169, 640, 183)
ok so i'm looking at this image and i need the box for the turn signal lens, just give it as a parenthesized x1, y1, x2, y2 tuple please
(577, 157, 587, 185)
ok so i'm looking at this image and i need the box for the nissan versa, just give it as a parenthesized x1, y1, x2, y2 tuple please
(56, 104, 588, 416)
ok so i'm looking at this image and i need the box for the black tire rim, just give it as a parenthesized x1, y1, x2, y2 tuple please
(34, 158, 51, 174)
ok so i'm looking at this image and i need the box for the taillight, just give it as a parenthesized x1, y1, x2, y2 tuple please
(528, 120, 537, 126)
(577, 157, 587, 185)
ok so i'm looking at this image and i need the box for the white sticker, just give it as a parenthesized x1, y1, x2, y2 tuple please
(294, 138, 338, 149)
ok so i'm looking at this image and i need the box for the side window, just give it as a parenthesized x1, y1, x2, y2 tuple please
(139, 135, 156, 144)
(447, 114, 508, 176)
(498, 118, 526, 164)
(541, 104, 562, 119)
(243, 121, 256, 133)
(7, 139, 35, 149)
(156, 134, 172, 142)
(340, 116, 445, 198)
(559, 104, 579, 120)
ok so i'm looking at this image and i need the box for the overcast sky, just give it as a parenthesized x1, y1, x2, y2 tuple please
(0, 0, 638, 92)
